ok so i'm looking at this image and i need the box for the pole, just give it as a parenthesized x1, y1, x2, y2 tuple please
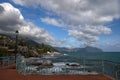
(15, 30, 19, 60)
(102, 60, 104, 74)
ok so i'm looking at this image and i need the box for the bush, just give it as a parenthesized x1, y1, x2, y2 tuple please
(0, 48, 9, 56)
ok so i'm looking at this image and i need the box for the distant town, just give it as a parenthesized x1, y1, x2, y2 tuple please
(0, 34, 60, 57)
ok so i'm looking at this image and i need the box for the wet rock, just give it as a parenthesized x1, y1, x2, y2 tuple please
(66, 63, 80, 66)
(42, 60, 53, 66)
(26, 58, 53, 66)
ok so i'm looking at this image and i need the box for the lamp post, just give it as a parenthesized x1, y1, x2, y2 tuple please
(15, 30, 19, 60)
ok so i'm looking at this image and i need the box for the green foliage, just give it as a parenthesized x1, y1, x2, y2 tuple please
(0, 48, 9, 56)
(36, 44, 52, 54)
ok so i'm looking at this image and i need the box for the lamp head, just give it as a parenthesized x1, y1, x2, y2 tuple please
(15, 30, 19, 34)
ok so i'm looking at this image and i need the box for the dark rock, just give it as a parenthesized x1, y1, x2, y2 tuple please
(42, 60, 53, 66)
(66, 63, 80, 66)
(26, 58, 53, 66)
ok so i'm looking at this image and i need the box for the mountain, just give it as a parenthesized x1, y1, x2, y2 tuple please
(54, 46, 103, 53)
(78, 46, 103, 52)
(0, 33, 102, 55)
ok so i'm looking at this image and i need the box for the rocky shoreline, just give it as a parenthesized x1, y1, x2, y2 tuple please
(24, 52, 61, 70)
(26, 58, 53, 67)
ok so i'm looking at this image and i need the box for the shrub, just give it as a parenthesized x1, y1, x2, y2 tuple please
(0, 48, 9, 56)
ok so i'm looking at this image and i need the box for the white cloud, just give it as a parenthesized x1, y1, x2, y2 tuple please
(0, 3, 24, 31)
(41, 17, 63, 27)
(12, 0, 120, 46)
(59, 37, 81, 48)
(97, 42, 120, 52)
(68, 25, 111, 45)
(0, 2, 58, 46)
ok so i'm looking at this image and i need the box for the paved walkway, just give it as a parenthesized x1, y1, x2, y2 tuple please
(0, 68, 115, 80)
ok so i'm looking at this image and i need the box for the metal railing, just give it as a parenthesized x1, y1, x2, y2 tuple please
(0, 56, 15, 68)
(16, 54, 36, 75)
(81, 59, 120, 80)
(103, 60, 120, 80)
(1, 55, 119, 80)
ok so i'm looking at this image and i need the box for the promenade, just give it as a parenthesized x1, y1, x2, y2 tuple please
(0, 65, 115, 80)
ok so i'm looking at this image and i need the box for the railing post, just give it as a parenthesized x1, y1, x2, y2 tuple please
(115, 65, 118, 80)
(115, 71, 118, 80)
(102, 60, 104, 74)
(83, 58, 86, 73)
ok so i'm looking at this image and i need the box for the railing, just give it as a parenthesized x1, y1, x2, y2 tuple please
(0, 56, 15, 68)
(103, 60, 120, 80)
(82, 59, 120, 80)
(16, 54, 36, 75)
(2, 55, 119, 80)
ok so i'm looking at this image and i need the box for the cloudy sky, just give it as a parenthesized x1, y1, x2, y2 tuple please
(0, 0, 120, 51)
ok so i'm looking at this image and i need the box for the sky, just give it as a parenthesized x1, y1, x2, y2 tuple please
(0, 0, 120, 52)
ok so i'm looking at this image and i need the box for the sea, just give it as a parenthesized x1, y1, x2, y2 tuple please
(61, 52, 120, 63)
(27, 52, 120, 78)
(50, 52, 120, 78)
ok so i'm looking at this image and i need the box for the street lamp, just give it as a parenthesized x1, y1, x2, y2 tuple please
(15, 30, 19, 59)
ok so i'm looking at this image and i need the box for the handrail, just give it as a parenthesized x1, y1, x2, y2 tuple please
(103, 60, 120, 64)
(1, 55, 120, 80)
(0, 56, 15, 68)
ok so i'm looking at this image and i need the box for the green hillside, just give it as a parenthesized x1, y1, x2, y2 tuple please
(0, 34, 56, 57)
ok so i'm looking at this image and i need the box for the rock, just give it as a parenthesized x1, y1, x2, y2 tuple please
(31, 61, 42, 66)
(66, 63, 80, 66)
(26, 58, 53, 66)
(66, 63, 70, 66)
(42, 60, 53, 66)
(46, 52, 61, 56)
